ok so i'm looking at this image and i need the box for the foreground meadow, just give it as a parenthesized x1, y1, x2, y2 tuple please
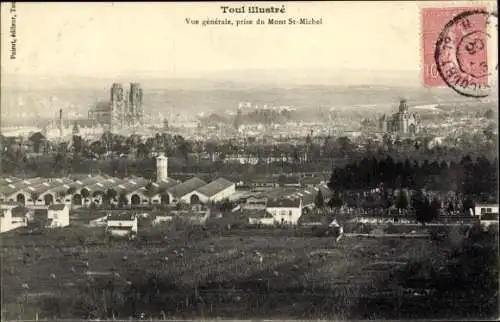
(1, 224, 497, 320)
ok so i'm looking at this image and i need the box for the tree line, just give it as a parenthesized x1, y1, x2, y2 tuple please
(329, 155, 498, 199)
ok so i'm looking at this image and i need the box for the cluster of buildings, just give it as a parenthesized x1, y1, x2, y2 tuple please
(0, 155, 235, 209)
(0, 150, 332, 233)
(242, 183, 332, 226)
(88, 82, 144, 131)
(1, 202, 70, 233)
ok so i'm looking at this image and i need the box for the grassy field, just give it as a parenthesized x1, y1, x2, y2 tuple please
(1, 224, 497, 320)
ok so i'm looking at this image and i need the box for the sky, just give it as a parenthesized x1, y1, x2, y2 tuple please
(0, 1, 497, 80)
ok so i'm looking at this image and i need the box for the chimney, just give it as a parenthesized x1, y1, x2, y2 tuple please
(59, 109, 63, 138)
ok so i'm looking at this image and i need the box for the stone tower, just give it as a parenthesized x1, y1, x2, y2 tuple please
(156, 154, 168, 182)
(110, 83, 126, 130)
(129, 83, 143, 125)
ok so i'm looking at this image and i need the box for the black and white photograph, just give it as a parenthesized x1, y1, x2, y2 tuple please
(0, 1, 498, 321)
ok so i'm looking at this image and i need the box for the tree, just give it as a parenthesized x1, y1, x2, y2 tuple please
(395, 190, 409, 214)
(219, 198, 234, 213)
(484, 108, 494, 119)
(429, 197, 442, 219)
(314, 190, 325, 209)
(327, 193, 343, 209)
(145, 182, 157, 205)
(30, 192, 39, 205)
(412, 191, 435, 226)
(28, 132, 46, 154)
(462, 196, 475, 215)
(81, 189, 90, 206)
(446, 201, 455, 214)
(72, 122, 80, 135)
(118, 192, 128, 207)
(105, 189, 118, 207)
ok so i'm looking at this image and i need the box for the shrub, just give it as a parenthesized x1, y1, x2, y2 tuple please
(383, 223, 400, 234)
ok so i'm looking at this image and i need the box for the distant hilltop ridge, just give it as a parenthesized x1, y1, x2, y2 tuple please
(3, 68, 423, 90)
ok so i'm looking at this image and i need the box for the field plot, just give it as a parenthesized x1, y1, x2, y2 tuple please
(0, 225, 487, 320)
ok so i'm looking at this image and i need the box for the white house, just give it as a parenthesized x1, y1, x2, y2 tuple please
(191, 178, 236, 204)
(266, 198, 303, 225)
(0, 204, 30, 233)
(27, 204, 70, 229)
(106, 213, 138, 237)
(47, 204, 70, 228)
(474, 203, 499, 217)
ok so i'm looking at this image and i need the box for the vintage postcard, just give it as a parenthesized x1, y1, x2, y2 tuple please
(0, 1, 498, 321)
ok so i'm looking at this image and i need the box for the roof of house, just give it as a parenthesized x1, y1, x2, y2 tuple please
(267, 198, 301, 208)
(282, 177, 301, 184)
(108, 226, 134, 231)
(107, 212, 136, 221)
(196, 178, 234, 197)
(48, 204, 67, 211)
(252, 177, 278, 184)
(168, 177, 207, 198)
(302, 177, 325, 185)
(29, 132, 46, 142)
(248, 210, 273, 219)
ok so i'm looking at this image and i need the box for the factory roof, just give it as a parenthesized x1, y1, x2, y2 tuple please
(136, 179, 180, 196)
(196, 178, 234, 197)
(168, 177, 207, 198)
(1, 177, 55, 196)
(86, 178, 128, 192)
(24, 178, 74, 195)
(71, 176, 107, 189)
(0, 177, 21, 186)
(118, 178, 150, 194)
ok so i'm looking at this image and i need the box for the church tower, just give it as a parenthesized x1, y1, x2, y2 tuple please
(398, 99, 409, 114)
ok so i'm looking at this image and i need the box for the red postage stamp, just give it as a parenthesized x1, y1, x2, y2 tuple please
(421, 6, 496, 98)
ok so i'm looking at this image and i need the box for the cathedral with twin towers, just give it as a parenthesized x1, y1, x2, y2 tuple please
(88, 82, 144, 130)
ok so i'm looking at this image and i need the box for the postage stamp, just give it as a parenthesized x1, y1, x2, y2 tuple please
(422, 7, 497, 97)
